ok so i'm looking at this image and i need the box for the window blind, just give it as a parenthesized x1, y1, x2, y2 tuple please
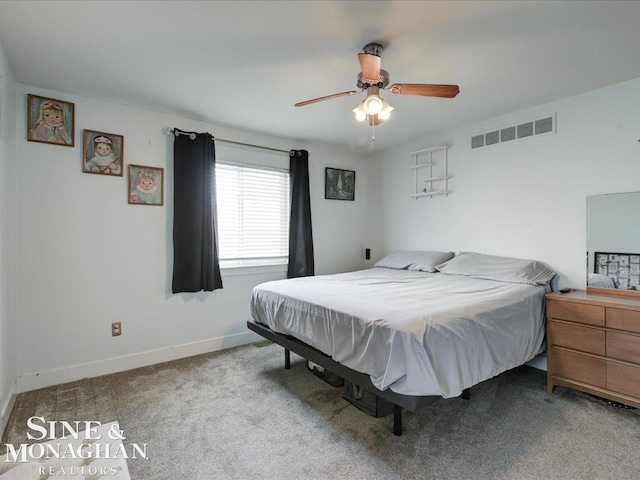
(216, 162, 290, 268)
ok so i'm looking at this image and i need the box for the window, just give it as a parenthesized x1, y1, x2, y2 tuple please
(216, 162, 290, 268)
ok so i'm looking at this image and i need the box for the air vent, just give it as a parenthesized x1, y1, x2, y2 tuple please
(500, 127, 516, 142)
(535, 117, 553, 134)
(517, 122, 534, 138)
(471, 115, 555, 150)
(485, 130, 499, 146)
(471, 135, 484, 149)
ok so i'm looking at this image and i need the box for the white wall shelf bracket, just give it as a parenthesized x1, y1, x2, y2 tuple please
(410, 145, 450, 199)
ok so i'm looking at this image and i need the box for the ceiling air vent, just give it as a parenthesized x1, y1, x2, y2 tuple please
(470, 114, 555, 150)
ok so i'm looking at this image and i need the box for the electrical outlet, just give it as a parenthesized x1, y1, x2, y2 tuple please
(112, 322, 121, 337)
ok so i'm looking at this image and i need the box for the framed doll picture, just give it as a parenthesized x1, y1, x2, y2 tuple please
(27, 94, 75, 147)
(83, 130, 124, 176)
(128, 164, 164, 206)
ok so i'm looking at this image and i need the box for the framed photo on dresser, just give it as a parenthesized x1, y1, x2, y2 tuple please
(594, 251, 640, 290)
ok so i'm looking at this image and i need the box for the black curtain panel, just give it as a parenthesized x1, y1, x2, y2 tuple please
(287, 150, 315, 278)
(172, 129, 223, 293)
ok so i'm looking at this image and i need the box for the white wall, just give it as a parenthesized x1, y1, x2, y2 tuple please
(368, 77, 640, 288)
(15, 84, 371, 391)
(0, 41, 17, 436)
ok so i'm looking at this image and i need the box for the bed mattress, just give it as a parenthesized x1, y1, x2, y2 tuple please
(250, 268, 547, 398)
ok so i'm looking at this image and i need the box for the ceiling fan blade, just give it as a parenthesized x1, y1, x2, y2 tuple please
(358, 53, 381, 82)
(368, 114, 384, 127)
(389, 84, 460, 98)
(294, 90, 358, 107)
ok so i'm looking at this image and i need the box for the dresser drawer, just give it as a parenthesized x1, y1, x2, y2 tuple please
(606, 331, 640, 364)
(606, 308, 640, 333)
(549, 347, 606, 388)
(607, 361, 640, 398)
(547, 300, 605, 327)
(548, 320, 605, 355)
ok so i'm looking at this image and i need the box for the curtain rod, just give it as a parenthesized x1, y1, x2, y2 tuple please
(168, 129, 295, 156)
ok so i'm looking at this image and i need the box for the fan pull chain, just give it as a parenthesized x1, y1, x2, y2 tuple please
(371, 123, 375, 141)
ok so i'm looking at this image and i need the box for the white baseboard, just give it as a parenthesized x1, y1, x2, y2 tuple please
(1, 377, 19, 440)
(19, 330, 262, 394)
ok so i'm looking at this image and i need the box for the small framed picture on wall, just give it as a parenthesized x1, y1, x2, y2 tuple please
(27, 94, 75, 147)
(325, 167, 355, 201)
(83, 129, 124, 176)
(128, 164, 164, 206)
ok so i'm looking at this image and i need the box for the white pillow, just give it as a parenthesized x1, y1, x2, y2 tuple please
(435, 252, 557, 285)
(374, 251, 454, 273)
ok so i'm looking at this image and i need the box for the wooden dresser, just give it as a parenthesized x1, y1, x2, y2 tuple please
(546, 290, 640, 408)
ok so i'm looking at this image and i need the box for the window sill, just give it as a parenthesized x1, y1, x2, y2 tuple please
(220, 263, 288, 277)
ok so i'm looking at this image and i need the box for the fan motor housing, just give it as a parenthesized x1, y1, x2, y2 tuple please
(362, 42, 384, 56)
(357, 69, 389, 89)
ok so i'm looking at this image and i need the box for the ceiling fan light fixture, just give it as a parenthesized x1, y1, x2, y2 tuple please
(352, 102, 366, 121)
(378, 99, 394, 120)
(363, 93, 383, 115)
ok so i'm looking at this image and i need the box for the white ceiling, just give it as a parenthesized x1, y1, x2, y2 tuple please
(1, 1, 640, 152)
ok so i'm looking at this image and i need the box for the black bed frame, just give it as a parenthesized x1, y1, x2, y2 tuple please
(247, 319, 470, 436)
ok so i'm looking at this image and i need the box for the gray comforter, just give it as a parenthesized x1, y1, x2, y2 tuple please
(251, 268, 547, 397)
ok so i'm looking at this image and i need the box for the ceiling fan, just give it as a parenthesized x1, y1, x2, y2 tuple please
(295, 43, 459, 139)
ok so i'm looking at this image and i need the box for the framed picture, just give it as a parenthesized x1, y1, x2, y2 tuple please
(594, 251, 640, 290)
(83, 129, 124, 176)
(27, 94, 74, 147)
(325, 167, 355, 201)
(128, 165, 164, 206)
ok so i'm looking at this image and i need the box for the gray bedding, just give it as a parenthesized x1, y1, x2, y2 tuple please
(588, 273, 615, 288)
(250, 268, 548, 398)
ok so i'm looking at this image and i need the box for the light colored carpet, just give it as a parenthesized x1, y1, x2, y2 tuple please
(3, 341, 640, 480)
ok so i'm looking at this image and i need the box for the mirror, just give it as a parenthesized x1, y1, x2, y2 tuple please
(587, 191, 640, 296)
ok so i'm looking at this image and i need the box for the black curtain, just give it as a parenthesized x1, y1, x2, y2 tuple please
(287, 150, 314, 278)
(172, 129, 223, 293)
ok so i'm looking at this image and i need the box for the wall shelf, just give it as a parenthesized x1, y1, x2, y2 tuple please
(410, 191, 449, 198)
(410, 145, 450, 199)
(423, 176, 449, 182)
(410, 163, 435, 169)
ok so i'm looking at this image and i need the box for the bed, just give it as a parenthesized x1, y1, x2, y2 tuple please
(588, 272, 616, 289)
(248, 251, 556, 435)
